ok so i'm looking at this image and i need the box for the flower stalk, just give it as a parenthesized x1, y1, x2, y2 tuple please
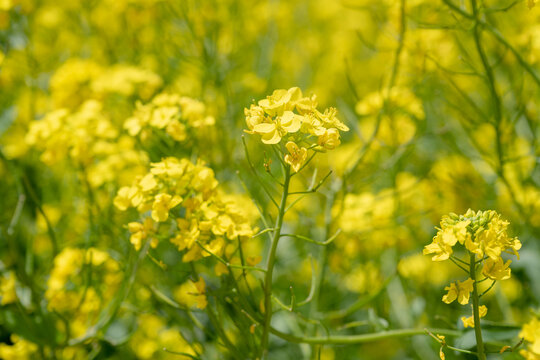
(260, 164, 291, 358)
(469, 252, 486, 360)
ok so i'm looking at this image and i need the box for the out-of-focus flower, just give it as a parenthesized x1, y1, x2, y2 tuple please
(442, 278, 474, 305)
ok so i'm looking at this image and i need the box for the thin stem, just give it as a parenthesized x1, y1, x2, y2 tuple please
(296, 256, 317, 307)
(280, 230, 341, 246)
(447, 344, 478, 355)
(252, 228, 276, 238)
(268, 327, 461, 345)
(469, 253, 486, 360)
(195, 240, 266, 273)
(7, 194, 25, 236)
(260, 165, 291, 357)
(479, 280, 496, 298)
(442, 0, 540, 88)
(242, 136, 279, 209)
(450, 255, 470, 266)
(449, 257, 469, 273)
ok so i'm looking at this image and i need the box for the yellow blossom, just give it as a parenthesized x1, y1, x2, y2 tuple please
(442, 278, 474, 305)
(461, 305, 487, 328)
(252, 111, 302, 144)
(244, 104, 266, 133)
(0, 335, 38, 360)
(151, 193, 183, 222)
(520, 317, 540, 358)
(284, 141, 308, 172)
(317, 128, 341, 150)
(482, 257, 512, 280)
(258, 87, 301, 116)
(114, 186, 143, 210)
(128, 218, 157, 250)
(0, 272, 17, 305)
(174, 278, 207, 309)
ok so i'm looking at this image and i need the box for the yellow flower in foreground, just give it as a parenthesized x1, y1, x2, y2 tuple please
(252, 111, 302, 144)
(461, 305, 487, 328)
(423, 228, 455, 261)
(424, 220, 470, 261)
(244, 104, 266, 133)
(442, 278, 474, 305)
(317, 128, 341, 150)
(151, 193, 183, 222)
(482, 257, 511, 280)
(257, 87, 301, 116)
(284, 141, 308, 172)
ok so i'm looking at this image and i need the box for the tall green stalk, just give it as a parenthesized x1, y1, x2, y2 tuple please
(259, 165, 291, 358)
(469, 253, 486, 360)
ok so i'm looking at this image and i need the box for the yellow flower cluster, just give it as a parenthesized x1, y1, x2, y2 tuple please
(424, 209, 521, 281)
(114, 157, 255, 265)
(0, 335, 37, 360)
(355, 87, 424, 146)
(129, 313, 202, 359)
(45, 247, 122, 338)
(50, 59, 162, 108)
(25, 100, 147, 187)
(124, 93, 215, 142)
(244, 87, 349, 172)
(425, 210, 520, 327)
(520, 316, 540, 359)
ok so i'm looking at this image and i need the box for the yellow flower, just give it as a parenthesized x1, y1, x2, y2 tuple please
(128, 218, 156, 250)
(284, 141, 308, 172)
(0, 335, 38, 360)
(461, 305, 487, 328)
(317, 107, 349, 131)
(244, 104, 266, 133)
(171, 219, 200, 251)
(214, 262, 229, 276)
(423, 228, 455, 261)
(203, 237, 226, 257)
(442, 278, 474, 305)
(519, 317, 540, 358)
(252, 111, 302, 144)
(294, 93, 318, 114)
(0, 272, 17, 305)
(149, 106, 178, 129)
(151, 193, 183, 222)
(114, 186, 143, 210)
(166, 121, 187, 141)
(317, 128, 341, 150)
(258, 87, 301, 116)
(482, 257, 511, 280)
(174, 278, 207, 310)
(150, 157, 189, 178)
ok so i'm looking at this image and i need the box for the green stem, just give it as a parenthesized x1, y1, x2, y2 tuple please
(269, 327, 461, 345)
(260, 165, 291, 358)
(469, 253, 486, 360)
